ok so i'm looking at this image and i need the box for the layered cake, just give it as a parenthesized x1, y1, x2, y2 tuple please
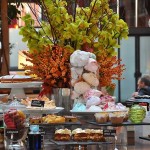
(86, 129, 105, 142)
(54, 129, 71, 141)
(72, 128, 89, 141)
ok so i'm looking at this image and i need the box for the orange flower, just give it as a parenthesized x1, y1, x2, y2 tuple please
(21, 45, 71, 96)
(96, 49, 125, 88)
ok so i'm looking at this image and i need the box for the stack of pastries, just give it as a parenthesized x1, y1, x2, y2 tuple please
(54, 128, 105, 142)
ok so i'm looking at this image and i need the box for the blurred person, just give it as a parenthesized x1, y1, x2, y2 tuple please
(132, 74, 150, 97)
(145, 0, 150, 27)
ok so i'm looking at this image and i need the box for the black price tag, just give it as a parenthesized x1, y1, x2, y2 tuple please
(103, 129, 116, 137)
(39, 127, 46, 135)
(31, 100, 45, 107)
(5, 129, 19, 136)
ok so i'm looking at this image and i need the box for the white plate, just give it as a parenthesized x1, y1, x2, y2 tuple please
(70, 109, 127, 114)
(26, 107, 64, 114)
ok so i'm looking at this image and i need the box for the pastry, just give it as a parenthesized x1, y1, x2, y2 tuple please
(21, 96, 56, 109)
(72, 103, 86, 111)
(4, 110, 26, 129)
(71, 91, 80, 99)
(42, 115, 65, 124)
(4, 110, 26, 141)
(72, 128, 89, 141)
(71, 67, 83, 79)
(29, 117, 43, 124)
(84, 58, 99, 73)
(109, 112, 125, 124)
(64, 116, 78, 122)
(54, 129, 71, 141)
(94, 112, 109, 123)
(83, 89, 102, 100)
(82, 73, 99, 87)
(87, 105, 102, 112)
(85, 129, 105, 142)
(44, 100, 56, 109)
(123, 111, 129, 122)
(101, 95, 115, 105)
(70, 50, 90, 67)
(74, 81, 90, 95)
(86, 96, 101, 108)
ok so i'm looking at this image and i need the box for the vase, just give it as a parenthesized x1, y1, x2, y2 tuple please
(50, 88, 71, 114)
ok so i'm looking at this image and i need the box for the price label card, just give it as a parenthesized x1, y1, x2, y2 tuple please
(5, 129, 19, 136)
(39, 127, 46, 135)
(31, 100, 45, 107)
(103, 129, 116, 137)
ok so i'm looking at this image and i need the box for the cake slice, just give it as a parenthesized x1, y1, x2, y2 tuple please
(54, 129, 71, 141)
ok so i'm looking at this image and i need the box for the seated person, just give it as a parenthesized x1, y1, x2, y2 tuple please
(132, 74, 150, 97)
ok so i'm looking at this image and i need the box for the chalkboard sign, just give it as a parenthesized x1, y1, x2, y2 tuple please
(31, 100, 45, 107)
(103, 129, 116, 137)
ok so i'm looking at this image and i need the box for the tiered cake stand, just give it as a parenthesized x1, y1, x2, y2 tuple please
(0, 82, 43, 99)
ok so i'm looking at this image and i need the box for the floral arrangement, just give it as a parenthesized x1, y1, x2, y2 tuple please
(97, 49, 125, 88)
(19, 0, 128, 95)
(21, 46, 71, 95)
